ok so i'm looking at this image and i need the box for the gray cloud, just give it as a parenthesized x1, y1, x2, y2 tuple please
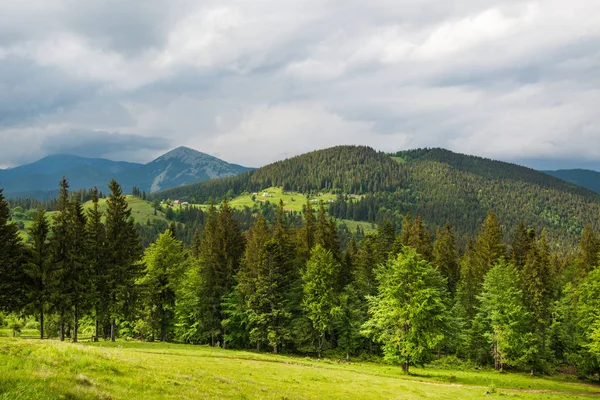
(0, 0, 598, 169)
(40, 130, 172, 162)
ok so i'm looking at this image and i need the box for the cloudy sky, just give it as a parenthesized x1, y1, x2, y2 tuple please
(0, 0, 599, 169)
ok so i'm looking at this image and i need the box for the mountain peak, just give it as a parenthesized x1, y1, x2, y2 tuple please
(152, 146, 221, 167)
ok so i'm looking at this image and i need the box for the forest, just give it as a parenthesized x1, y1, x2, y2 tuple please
(152, 146, 600, 251)
(1, 175, 600, 377)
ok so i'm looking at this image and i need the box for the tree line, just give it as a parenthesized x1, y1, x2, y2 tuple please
(1, 179, 600, 376)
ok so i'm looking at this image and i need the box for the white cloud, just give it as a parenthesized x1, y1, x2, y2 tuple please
(0, 0, 599, 168)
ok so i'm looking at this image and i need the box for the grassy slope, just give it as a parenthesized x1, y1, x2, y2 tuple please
(14, 196, 167, 241)
(176, 187, 376, 234)
(1, 338, 598, 400)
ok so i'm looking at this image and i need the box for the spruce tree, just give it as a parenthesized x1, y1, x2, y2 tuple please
(248, 238, 292, 353)
(0, 188, 25, 313)
(576, 225, 599, 277)
(432, 222, 459, 295)
(511, 222, 534, 268)
(69, 197, 89, 343)
(297, 199, 316, 265)
(24, 207, 50, 338)
(104, 179, 143, 341)
(49, 177, 73, 341)
(85, 187, 106, 341)
(522, 230, 555, 360)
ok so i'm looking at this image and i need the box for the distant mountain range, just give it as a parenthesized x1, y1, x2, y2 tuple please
(0, 147, 252, 199)
(543, 169, 600, 195)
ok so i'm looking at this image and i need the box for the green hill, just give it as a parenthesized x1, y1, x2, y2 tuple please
(12, 196, 167, 242)
(152, 146, 600, 249)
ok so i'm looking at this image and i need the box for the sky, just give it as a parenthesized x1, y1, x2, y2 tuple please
(0, 0, 599, 170)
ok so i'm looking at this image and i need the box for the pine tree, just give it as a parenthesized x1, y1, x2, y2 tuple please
(0, 188, 25, 313)
(190, 229, 201, 259)
(474, 211, 505, 273)
(457, 211, 505, 322)
(522, 230, 555, 361)
(314, 202, 341, 262)
(85, 187, 106, 341)
(511, 222, 534, 268)
(576, 225, 599, 277)
(297, 199, 316, 265)
(49, 177, 73, 341)
(302, 245, 340, 357)
(432, 222, 459, 295)
(362, 246, 449, 373)
(353, 235, 379, 299)
(248, 238, 292, 353)
(69, 197, 89, 342)
(339, 237, 358, 290)
(139, 229, 186, 342)
(24, 207, 50, 339)
(104, 179, 143, 342)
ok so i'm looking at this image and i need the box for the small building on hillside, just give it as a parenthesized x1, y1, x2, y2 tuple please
(173, 200, 180, 205)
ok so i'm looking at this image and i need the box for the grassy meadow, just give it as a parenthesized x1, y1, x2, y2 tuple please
(12, 196, 167, 242)
(1, 337, 599, 400)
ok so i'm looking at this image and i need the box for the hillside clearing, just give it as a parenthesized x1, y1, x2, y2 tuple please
(1, 338, 599, 400)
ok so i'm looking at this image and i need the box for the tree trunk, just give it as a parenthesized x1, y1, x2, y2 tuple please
(110, 319, 116, 342)
(40, 310, 44, 340)
(73, 306, 79, 343)
(60, 313, 65, 342)
(402, 362, 409, 374)
(94, 317, 99, 342)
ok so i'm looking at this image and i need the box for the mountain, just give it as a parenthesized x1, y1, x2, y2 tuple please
(543, 169, 600, 194)
(139, 147, 252, 192)
(0, 147, 252, 198)
(151, 146, 600, 249)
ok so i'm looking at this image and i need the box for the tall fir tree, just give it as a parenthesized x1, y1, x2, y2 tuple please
(49, 177, 73, 341)
(24, 207, 50, 339)
(104, 179, 143, 341)
(576, 225, 599, 278)
(522, 230, 555, 360)
(432, 222, 459, 295)
(0, 188, 26, 313)
(69, 197, 89, 343)
(511, 222, 535, 268)
(85, 187, 106, 341)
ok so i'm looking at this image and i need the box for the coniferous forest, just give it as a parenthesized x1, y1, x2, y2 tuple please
(2, 169, 600, 377)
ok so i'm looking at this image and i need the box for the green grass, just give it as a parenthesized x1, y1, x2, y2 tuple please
(228, 187, 338, 212)
(12, 196, 167, 241)
(91, 196, 168, 224)
(1, 338, 598, 399)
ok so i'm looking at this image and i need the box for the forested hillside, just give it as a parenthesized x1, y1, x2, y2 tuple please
(152, 146, 600, 250)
